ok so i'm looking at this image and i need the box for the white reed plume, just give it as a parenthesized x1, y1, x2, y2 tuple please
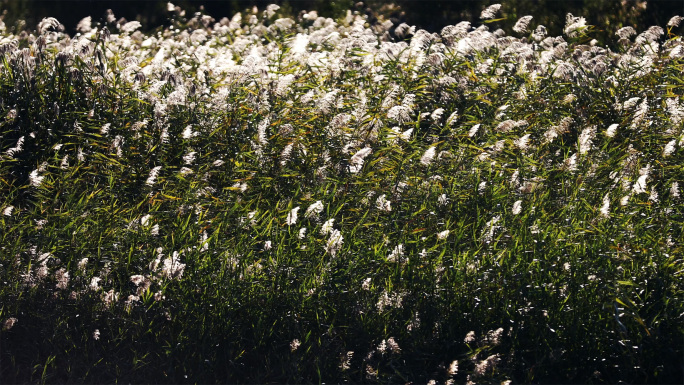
(146, 166, 162, 186)
(162, 251, 186, 279)
(420, 146, 436, 166)
(668, 16, 684, 27)
(480, 4, 501, 20)
(350, 147, 372, 173)
(663, 140, 676, 157)
(321, 218, 335, 235)
(512, 200, 522, 215)
(286, 207, 300, 226)
(376, 194, 391, 212)
(325, 229, 343, 256)
(29, 170, 45, 187)
(513, 16, 533, 34)
(387, 244, 404, 263)
(564, 14, 587, 38)
(600, 193, 610, 218)
(578, 126, 596, 155)
(305, 200, 324, 218)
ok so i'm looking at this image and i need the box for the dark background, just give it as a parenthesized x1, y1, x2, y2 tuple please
(1, 0, 683, 43)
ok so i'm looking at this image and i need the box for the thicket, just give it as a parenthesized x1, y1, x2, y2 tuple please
(0, 3, 683, 384)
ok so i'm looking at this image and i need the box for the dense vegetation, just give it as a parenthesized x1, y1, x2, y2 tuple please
(1, 3, 683, 383)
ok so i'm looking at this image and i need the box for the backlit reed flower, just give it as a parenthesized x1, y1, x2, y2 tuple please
(446, 110, 459, 126)
(318, 89, 340, 114)
(280, 143, 293, 166)
(447, 360, 459, 375)
(663, 140, 676, 157)
(385, 337, 401, 354)
(437, 230, 450, 240)
(616, 26, 636, 40)
(513, 16, 533, 34)
(487, 328, 504, 345)
(633, 174, 648, 194)
(2, 206, 13, 216)
(564, 153, 578, 172)
(120, 21, 141, 33)
(182, 125, 196, 139)
(55, 268, 69, 290)
(6, 136, 24, 157)
(464, 330, 476, 344)
(340, 351, 354, 370)
(564, 14, 586, 38)
(305, 200, 324, 218)
(298, 227, 307, 239)
(376, 194, 391, 212)
(286, 206, 299, 226)
(387, 105, 411, 124)
(668, 16, 684, 27)
(325, 229, 343, 256)
(321, 218, 335, 235)
(512, 200, 522, 215)
(578, 126, 596, 154)
(649, 190, 658, 202)
(468, 124, 480, 137)
(606, 123, 618, 138)
(532, 25, 547, 41)
(473, 354, 500, 377)
(480, 4, 501, 20)
(92, 329, 100, 340)
(90, 277, 101, 291)
(631, 98, 649, 129)
(3, 317, 18, 330)
(671, 182, 680, 198)
(125, 295, 140, 310)
(350, 147, 372, 173)
(600, 193, 610, 218)
(183, 151, 196, 165)
(76, 16, 92, 33)
(29, 170, 44, 187)
(102, 289, 119, 309)
(387, 244, 404, 263)
(290, 339, 300, 352)
(361, 278, 372, 290)
(376, 290, 403, 312)
(162, 251, 185, 279)
(146, 166, 162, 186)
(60, 155, 69, 169)
(438, 193, 448, 206)
(130, 275, 145, 286)
(420, 146, 436, 166)
(496, 119, 527, 133)
(77, 258, 88, 271)
(432, 108, 444, 124)
(257, 119, 269, 146)
(621, 194, 631, 206)
(514, 134, 531, 150)
(37, 17, 61, 34)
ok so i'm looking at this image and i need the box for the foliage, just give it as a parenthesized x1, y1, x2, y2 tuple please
(0, 3, 683, 384)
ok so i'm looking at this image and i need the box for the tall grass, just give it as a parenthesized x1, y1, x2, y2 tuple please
(0, 4, 683, 384)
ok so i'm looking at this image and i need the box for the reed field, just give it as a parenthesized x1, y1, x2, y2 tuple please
(0, 3, 683, 383)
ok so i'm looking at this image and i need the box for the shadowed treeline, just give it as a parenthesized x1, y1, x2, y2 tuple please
(1, 0, 683, 42)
